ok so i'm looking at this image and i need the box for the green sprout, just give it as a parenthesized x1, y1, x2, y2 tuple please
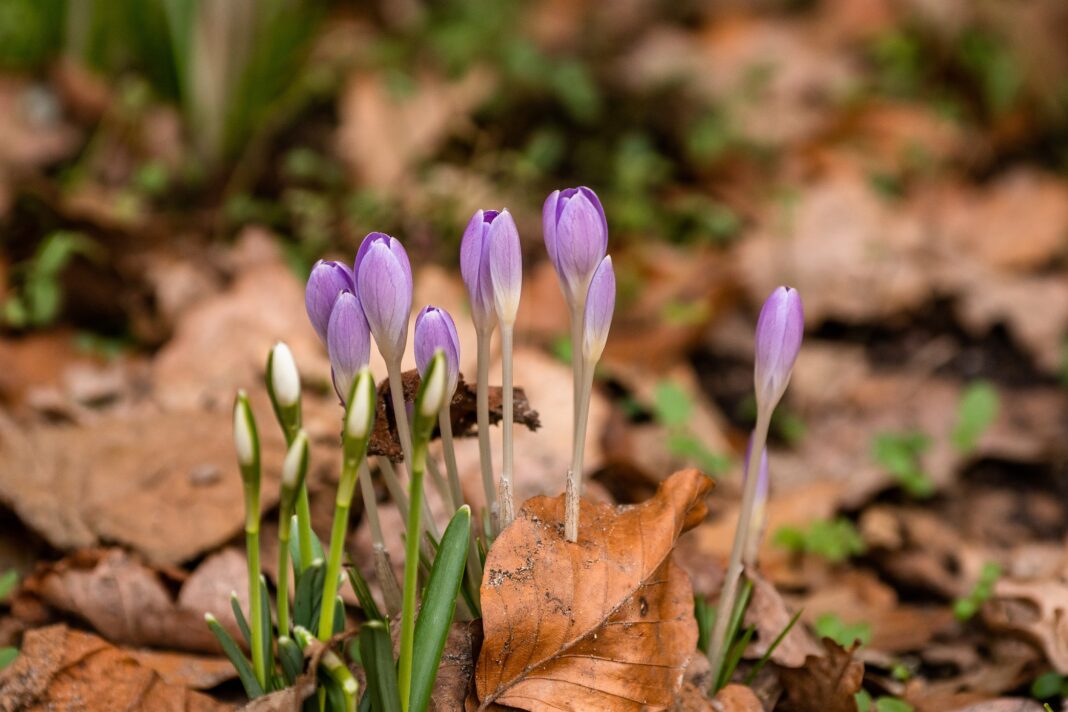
(773, 517, 867, 563)
(872, 431, 934, 498)
(815, 613, 871, 648)
(952, 381, 999, 454)
(652, 381, 731, 476)
(953, 562, 1001, 621)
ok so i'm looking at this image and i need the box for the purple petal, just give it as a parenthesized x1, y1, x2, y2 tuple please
(414, 306, 461, 396)
(357, 240, 413, 363)
(581, 255, 615, 362)
(753, 286, 804, 412)
(488, 209, 522, 324)
(542, 190, 561, 270)
(327, 291, 371, 402)
(305, 260, 354, 344)
(556, 191, 608, 303)
(460, 209, 497, 331)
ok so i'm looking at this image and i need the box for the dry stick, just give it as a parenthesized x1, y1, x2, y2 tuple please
(475, 329, 497, 530)
(707, 411, 772, 683)
(358, 460, 401, 616)
(564, 365, 594, 542)
(498, 323, 516, 527)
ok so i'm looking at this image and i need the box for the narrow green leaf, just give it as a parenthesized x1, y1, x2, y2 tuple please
(952, 381, 999, 453)
(744, 608, 802, 684)
(0, 647, 17, 669)
(717, 625, 755, 690)
(231, 594, 252, 648)
(294, 560, 326, 631)
(360, 621, 401, 712)
(0, 570, 18, 600)
(278, 636, 303, 684)
(409, 506, 471, 712)
(347, 565, 383, 621)
(206, 615, 264, 698)
(694, 596, 713, 654)
(258, 576, 274, 688)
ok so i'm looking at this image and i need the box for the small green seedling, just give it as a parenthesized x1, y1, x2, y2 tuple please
(872, 431, 934, 498)
(3, 231, 100, 328)
(952, 381, 999, 454)
(653, 381, 731, 476)
(815, 613, 871, 648)
(953, 562, 1001, 621)
(1031, 671, 1068, 700)
(856, 690, 915, 712)
(773, 517, 866, 563)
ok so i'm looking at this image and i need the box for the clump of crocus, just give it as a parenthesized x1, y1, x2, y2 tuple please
(708, 285, 803, 684)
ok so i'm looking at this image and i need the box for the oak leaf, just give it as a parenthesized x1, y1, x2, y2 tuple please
(474, 469, 713, 711)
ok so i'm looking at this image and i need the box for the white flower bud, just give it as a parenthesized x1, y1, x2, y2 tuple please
(345, 369, 375, 440)
(233, 393, 256, 467)
(270, 342, 301, 408)
(419, 352, 447, 418)
(282, 430, 309, 491)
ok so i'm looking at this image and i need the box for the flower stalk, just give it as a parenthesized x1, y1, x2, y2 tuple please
(276, 430, 309, 635)
(233, 391, 267, 689)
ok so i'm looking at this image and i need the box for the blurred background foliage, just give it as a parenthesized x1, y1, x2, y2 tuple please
(1, 0, 1068, 327)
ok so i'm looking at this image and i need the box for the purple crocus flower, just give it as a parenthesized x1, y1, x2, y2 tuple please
(327, 291, 371, 402)
(414, 306, 460, 398)
(354, 232, 413, 365)
(460, 210, 502, 332)
(488, 209, 522, 326)
(543, 187, 608, 307)
(581, 255, 615, 363)
(305, 260, 354, 344)
(753, 286, 804, 413)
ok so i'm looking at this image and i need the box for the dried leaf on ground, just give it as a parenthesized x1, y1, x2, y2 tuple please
(473, 469, 712, 711)
(127, 650, 236, 690)
(713, 684, 764, 712)
(0, 407, 281, 567)
(745, 573, 822, 667)
(951, 700, 1046, 712)
(21, 548, 245, 653)
(984, 578, 1068, 673)
(431, 622, 481, 712)
(0, 624, 232, 712)
(778, 639, 864, 712)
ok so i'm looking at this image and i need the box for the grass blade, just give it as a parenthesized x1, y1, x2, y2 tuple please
(206, 613, 264, 698)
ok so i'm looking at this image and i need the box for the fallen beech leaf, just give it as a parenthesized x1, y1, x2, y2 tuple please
(713, 684, 763, 712)
(127, 650, 236, 690)
(21, 548, 244, 654)
(954, 701, 1046, 712)
(745, 573, 822, 667)
(473, 469, 713, 711)
(431, 622, 481, 712)
(778, 639, 864, 712)
(0, 624, 231, 711)
(984, 579, 1068, 673)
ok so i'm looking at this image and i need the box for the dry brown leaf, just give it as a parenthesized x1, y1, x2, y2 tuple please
(745, 573, 822, 668)
(713, 684, 764, 712)
(0, 624, 232, 712)
(21, 548, 245, 654)
(951, 701, 1046, 712)
(473, 469, 713, 711)
(985, 578, 1068, 673)
(127, 650, 236, 690)
(431, 622, 481, 712)
(778, 639, 864, 712)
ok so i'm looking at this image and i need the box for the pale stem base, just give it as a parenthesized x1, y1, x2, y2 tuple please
(499, 324, 516, 527)
(707, 412, 772, 685)
(564, 365, 595, 542)
(359, 461, 402, 616)
(438, 408, 464, 510)
(475, 329, 497, 530)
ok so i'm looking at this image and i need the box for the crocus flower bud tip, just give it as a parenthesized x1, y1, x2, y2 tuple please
(582, 255, 616, 364)
(327, 291, 371, 402)
(355, 232, 413, 365)
(414, 306, 461, 398)
(754, 286, 804, 414)
(345, 368, 375, 441)
(488, 209, 522, 326)
(543, 187, 608, 307)
(305, 260, 354, 344)
(269, 342, 301, 408)
(460, 210, 499, 332)
(233, 392, 256, 467)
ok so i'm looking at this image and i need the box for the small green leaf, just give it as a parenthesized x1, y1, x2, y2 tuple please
(875, 697, 914, 712)
(206, 614, 264, 699)
(815, 613, 871, 647)
(1031, 671, 1064, 699)
(294, 559, 326, 631)
(347, 565, 383, 622)
(231, 594, 252, 648)
(653, 381, 692, 427)
(0, 570, 18, 600)
(952, 381, 999, 453)
(360, 621, 401, 712)
(0, 647, 17, 669)
(855, 689, 873, 712)
(694, 596, 713, 655)
(744, 608, 802, 685)
(278, 636, 303, 684)
(409, 506, 471, 712)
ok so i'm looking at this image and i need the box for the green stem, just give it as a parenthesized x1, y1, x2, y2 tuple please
(319, 460, 358, 640)
(295, 488, 314, 572)
(398, 446, 426, 712)
(475, 329, 496, 529)
(707, 412, 771, 688)
(245, 511, 266, 688)
(564, 365, 595, 542)
(277, 511, 292, 635)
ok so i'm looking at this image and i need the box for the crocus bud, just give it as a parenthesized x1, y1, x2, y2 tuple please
(753, 286, 804, 414)
(460, 210, 500, 332)
(233, 390, 258, 473)
(488, 209, 522, 326)
(417, 350, 447, 422)
(344, 367, 376, 442)
(414, 306, 460, 398)
(280, 430, 310, 506)
(327, 291, 371, 402)
(743, 438, 770, 568)
(268, 342, 301, 408)
(543, 187, 608, 307)
(354, 232, 413, 365)
(581, 256, 615, 364)
(305, 260, 354, 344)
